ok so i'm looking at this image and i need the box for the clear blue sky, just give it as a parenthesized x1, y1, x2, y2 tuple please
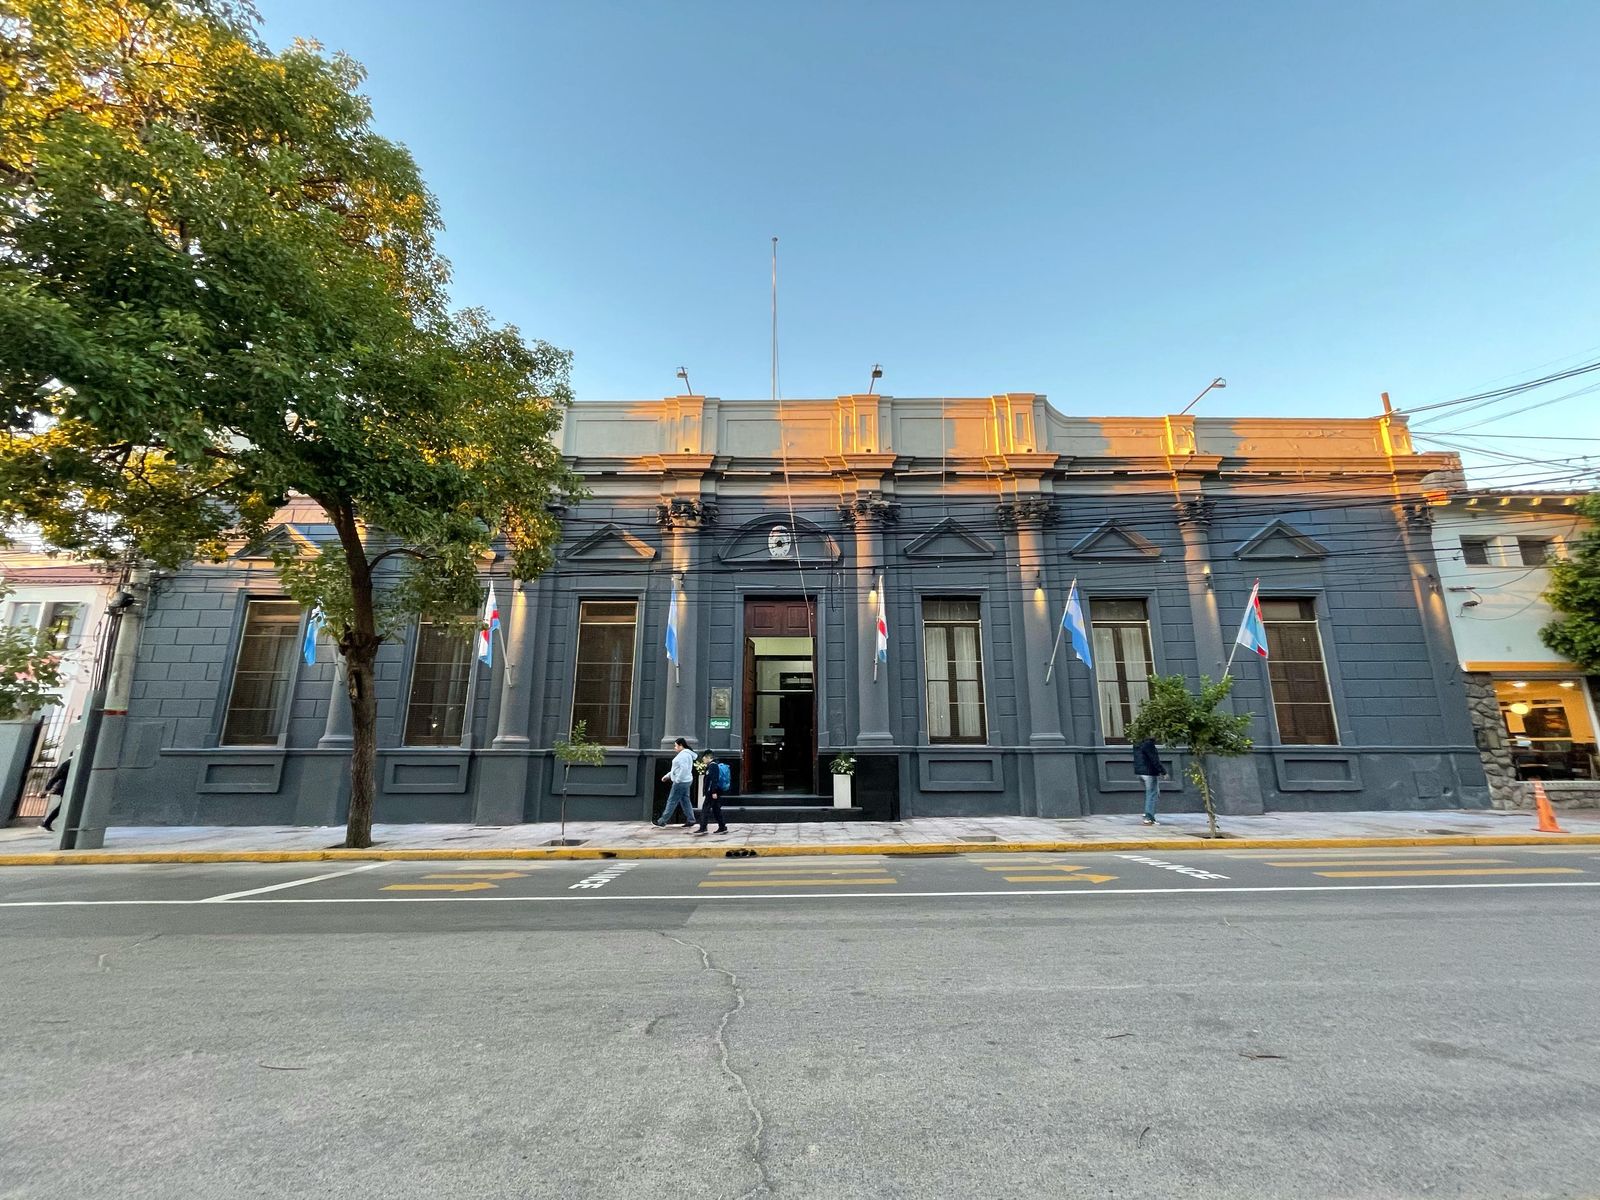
(259, 0, 1600, 483)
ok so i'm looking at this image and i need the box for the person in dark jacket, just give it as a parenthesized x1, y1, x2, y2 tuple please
(1132, 738, 1166, 826)
(693, 752, 729, 836)
(39, 755, 72, 833)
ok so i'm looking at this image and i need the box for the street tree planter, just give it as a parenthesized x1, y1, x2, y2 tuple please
(829, 753, 856, 809)
(551, 721, 606, 845)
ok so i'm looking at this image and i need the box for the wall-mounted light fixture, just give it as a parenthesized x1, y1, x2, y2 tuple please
(1202, 564, 1214, 590)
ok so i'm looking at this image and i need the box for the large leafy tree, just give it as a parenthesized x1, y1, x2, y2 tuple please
(1541, 493, 1600, 672)
(0, 0, 579, 846)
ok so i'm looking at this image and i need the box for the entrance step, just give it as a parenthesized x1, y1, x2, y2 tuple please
(722, 803, 863, 823)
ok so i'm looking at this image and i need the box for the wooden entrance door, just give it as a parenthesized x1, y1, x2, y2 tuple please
(742, 598, 816, 794)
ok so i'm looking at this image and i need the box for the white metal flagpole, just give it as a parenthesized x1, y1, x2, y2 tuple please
(1042, 588, 1071, 683)
(1223, 578, 1258, 678)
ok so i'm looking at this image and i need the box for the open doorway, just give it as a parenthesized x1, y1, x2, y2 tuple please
(742, 598, 816, 793)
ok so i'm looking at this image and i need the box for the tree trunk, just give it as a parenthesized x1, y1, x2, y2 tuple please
(344, 639, 379, 848)
(325, 498, 381, 850)
(1194, 758, 1219, 839)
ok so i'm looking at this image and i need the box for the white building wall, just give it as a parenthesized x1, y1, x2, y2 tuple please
(1431, 497, 1589, 667)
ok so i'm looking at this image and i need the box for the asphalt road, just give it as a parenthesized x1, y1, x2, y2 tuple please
(3, 846, 1598, 1199)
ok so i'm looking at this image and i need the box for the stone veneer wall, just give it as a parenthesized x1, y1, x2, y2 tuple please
(1463, 671, 1600, 808)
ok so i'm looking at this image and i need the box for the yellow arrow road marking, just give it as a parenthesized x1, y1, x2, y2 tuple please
(1313, 867, 1583, 879)
(1265, 859, 1513, 868)
(382, 881, 499, 892)
(698, 877, 896, 888)
(422, 871, 529, 880)
(1001, 873, 1117, 884)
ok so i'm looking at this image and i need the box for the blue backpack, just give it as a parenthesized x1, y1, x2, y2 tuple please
(714, 762, 732, 792)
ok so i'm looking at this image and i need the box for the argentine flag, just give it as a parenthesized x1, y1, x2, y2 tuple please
(1062, 580, 1093, 670)
(664, 586, 679, 666)
(302, 606, 325, 666)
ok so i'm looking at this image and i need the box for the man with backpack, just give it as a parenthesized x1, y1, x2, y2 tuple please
(694, 751, 730, 836)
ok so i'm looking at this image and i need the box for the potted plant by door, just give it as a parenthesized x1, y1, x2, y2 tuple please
(829, 753, 856, 809)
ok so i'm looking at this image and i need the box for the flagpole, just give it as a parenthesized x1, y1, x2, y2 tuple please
(1222, 577, 1258, 678)
(872, 574, 883, 682)
(495, 622, 514, 685)
(1043, 578, 1074, 683)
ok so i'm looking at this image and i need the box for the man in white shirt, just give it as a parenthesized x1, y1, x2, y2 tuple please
(655, 737, 697, 828)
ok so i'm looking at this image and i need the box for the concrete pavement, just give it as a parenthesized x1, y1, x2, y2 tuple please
(5, 807, 1600, 865)
(3, 846, 1598, 1198)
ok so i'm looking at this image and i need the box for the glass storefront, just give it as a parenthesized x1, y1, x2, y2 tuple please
(1495, 677, 1599, 781)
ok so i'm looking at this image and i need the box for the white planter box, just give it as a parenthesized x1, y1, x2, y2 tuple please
(831, 774, 852, 808)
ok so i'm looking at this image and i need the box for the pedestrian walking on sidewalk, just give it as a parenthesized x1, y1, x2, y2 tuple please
(1133, 737, 1166, 826)
(694, 751, 730, 836)
(39, 754, 72, 833)
(656, 737, 697, 828)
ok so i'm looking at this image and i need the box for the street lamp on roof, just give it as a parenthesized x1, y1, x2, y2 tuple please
(1179, 377, 1227, 416)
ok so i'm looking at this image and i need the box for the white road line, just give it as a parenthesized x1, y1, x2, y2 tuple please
(199, 861, 388, 902)
(2, 880, 1598, 907)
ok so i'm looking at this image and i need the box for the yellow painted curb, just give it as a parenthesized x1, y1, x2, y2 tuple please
(2, 832, 1599, 867)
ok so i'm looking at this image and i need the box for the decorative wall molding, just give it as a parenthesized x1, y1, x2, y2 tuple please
(902, 517, 997, 561)
(1234, 519, 1331, 561)
(561, 523, 658, 564)
(1068, 520, 1160, 560)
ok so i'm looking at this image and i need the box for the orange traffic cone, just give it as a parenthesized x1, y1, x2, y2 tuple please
(1532, 780, 1566, 834)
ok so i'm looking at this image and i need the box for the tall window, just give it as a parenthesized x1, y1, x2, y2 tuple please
(1518, 537, 1554, 566)
(42, 602, 85, 651)
(404, 620, 474, 746)
(1459, 537, 1491, 566)
(220, 600, 303, 745)
(923, 598, 986, 743)
(572, 600, 637, 746)
(5, 602, 41, 630)
(1090, 598, 1155, 744)
(1260, 598, 1338, 745)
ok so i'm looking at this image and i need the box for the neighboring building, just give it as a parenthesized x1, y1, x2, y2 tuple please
(0, 549, 119, 822)
(1431, 490, 1599, 806)
(103, 394, 1487, 827)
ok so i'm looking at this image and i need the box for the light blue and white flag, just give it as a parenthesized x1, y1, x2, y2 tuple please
(302, 606, 325, 666)
(664, 586, 680, 666)
(1063, 579, 1094, 670)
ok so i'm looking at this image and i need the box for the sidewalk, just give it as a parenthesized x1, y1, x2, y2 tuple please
(4, 808, 1599, 864)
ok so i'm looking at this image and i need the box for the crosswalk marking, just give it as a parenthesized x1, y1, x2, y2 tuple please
(1265, 858, 1513, 868)
(1312, 867, 1583, 879)
(708, 867, 891, 876)
(698, 877, 897, 888)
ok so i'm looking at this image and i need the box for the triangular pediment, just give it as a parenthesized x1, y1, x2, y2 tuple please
(1068, 520, 1159, 560)
(236, 523, 320, 561)
(1235, 520, 1329, 561)
(718, 516, 840, 568)
(562, 523, 657, 564)
(902, 518, 996, 561)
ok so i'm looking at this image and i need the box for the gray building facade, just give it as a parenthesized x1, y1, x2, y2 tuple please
(104, 394, 1490, 826)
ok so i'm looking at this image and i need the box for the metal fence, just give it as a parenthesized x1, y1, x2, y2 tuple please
(9, 707, 67, 821)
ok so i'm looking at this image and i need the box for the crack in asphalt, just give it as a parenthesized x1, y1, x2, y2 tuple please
(662, 932, 771, 1200)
